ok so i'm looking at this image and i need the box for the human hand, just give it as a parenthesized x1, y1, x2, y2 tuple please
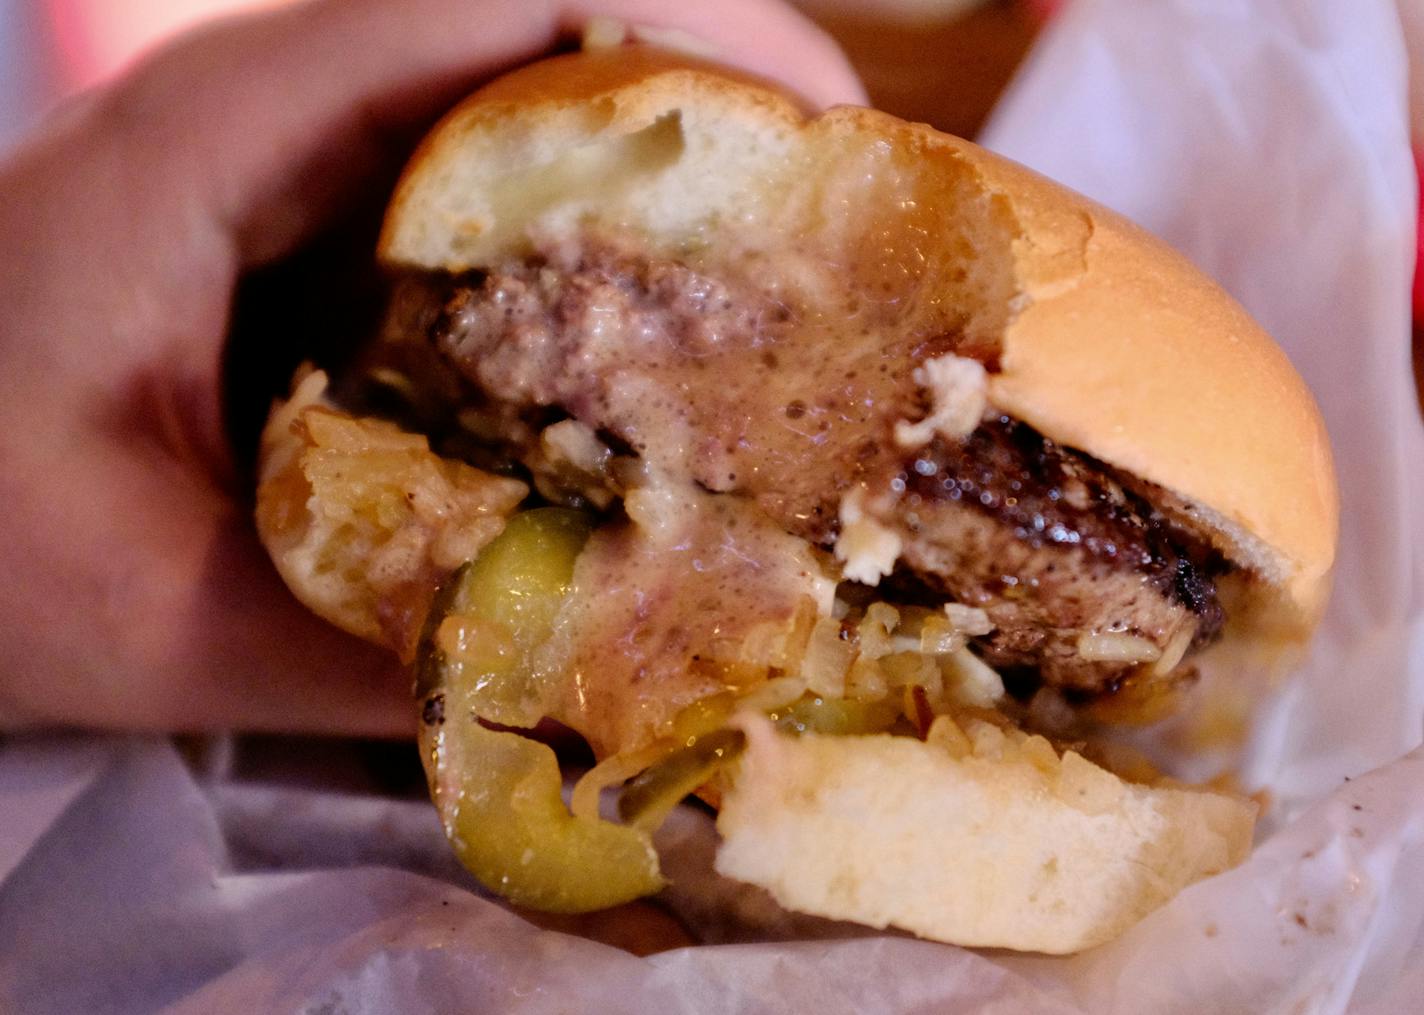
(0, 0, 864, 736)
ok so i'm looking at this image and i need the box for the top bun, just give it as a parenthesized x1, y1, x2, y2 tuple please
(380, 46, 1337, 647)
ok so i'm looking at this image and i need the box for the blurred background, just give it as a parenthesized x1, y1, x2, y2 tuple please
(0, 0, 1059, 149)
(0, 0, 277, 144)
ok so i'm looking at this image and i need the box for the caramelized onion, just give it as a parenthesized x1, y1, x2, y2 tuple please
(1075, 632, 1163, 664)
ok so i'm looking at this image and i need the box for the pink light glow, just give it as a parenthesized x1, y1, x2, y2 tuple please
(46, 0, 289, 89)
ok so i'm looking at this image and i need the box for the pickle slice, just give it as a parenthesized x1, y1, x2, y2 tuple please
(770, 693, 902, 736)
(618, 728, 745, 832)
(416, 507, 592, 726)
(416, 507, 664, 913)
(424, 717, 664, 912)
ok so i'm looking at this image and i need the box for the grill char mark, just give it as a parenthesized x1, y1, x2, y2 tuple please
(895, 417, 1224, 690)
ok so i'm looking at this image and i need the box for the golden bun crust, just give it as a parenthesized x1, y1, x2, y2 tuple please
(971, 154, 1338, 628)
(379, 47, 1336, 643)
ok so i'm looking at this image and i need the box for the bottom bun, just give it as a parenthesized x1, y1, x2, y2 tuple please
(715, 714, 1255, 954)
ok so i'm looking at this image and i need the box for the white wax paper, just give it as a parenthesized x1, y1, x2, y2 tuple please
(2, 1, 1421, 1011)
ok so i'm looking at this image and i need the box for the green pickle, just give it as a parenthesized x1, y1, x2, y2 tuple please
(416, 507, 593, 725)
(416, 508, 664, 913)
(619, 728, 745, 832)
(425, 720, 664, 912)
(771, 693, 902, 736)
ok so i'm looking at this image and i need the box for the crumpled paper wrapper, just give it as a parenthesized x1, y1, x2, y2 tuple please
(2, 0, 1421, 1011)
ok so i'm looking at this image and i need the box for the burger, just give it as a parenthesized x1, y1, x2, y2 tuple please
(255, 46, 1337, 954)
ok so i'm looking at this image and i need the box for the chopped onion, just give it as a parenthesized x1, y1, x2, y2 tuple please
(800, 616, 855, 698)
(941, 647, 1005, 708)
(737, 597, 817, 670)
(857, 602, 901, 660)
(926, 714, 972, 760)
(1150, 622, 1197, 676)
(918, 614, 964, 656)
(1075, 632, 1163, 664)
(881, 651, 937, 690)
(540, 419, 611, 476)
(844, 656, 890, 702)
(737, 672, 811, 714)
(944, 603, 994, 637)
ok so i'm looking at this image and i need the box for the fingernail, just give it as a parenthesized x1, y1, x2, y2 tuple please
(580, 17, 721, 61)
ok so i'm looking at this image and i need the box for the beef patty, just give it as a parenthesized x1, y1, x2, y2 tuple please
(891, 418, 1223, 691)
(377, 236, 1227, 696)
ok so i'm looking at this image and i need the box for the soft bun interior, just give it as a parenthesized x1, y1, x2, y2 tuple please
(717, 713, 1254, 954)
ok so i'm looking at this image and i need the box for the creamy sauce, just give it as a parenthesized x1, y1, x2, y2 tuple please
(428, 233, 962, 547)
(535, 478, 832, 756)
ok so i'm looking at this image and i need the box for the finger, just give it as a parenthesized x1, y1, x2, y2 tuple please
(153, 517, 418, 738)
(561, 0, 868, 109)
(0, 438, 414, 738)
